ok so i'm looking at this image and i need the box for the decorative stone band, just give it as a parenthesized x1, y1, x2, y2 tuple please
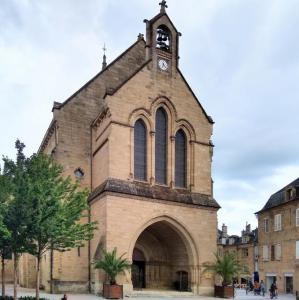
(89, 178, 220, 209)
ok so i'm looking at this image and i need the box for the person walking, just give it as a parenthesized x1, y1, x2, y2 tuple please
(260, 280, 265, 297)
(61, 294, 68, 300)
(270, 282, 278, 299)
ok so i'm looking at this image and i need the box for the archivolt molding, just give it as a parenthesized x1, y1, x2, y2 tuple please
(175, 119, 196, 141)
(150, 96, 178, 122)
(128, 108, 153, 131)
(128, 214, 199, 266)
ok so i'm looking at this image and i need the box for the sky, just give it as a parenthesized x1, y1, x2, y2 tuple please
(1, 0, 299, 235)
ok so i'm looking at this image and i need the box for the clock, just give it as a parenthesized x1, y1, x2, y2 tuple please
(158, 58, 169, 71)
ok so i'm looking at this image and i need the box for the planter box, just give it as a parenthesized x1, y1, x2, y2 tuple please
(103, 283, 123, 299)
(214, 285, 234, 298)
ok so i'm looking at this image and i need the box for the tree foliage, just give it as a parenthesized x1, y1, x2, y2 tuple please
(0, 140, 97, 300)
(94, 248, 131, 285)
(203, 253, 248, 286)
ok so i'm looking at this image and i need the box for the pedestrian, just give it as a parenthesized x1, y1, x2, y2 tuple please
(61, 294, 68, 300)
(270, 282, 278, 299)
(260, 280, 265, 297)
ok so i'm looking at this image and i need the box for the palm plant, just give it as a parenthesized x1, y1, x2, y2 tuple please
(203, 253, 247, 286)
(94, 248, 131, 285)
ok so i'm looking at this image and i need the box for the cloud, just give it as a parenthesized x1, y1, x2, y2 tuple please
(1, 0, 299, 236)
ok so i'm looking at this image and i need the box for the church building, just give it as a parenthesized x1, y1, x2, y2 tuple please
(28, 1, 220, 296)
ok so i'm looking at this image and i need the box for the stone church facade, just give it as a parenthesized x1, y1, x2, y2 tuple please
(20, 2, 220, 296)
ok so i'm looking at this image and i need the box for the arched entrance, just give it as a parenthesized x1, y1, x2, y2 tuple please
(131, 220, 194, 291)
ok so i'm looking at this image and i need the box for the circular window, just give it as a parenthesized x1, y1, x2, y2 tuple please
(74, 168, 84, 179)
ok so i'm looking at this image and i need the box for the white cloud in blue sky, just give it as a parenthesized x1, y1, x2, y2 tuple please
(1, 0, 299, 235)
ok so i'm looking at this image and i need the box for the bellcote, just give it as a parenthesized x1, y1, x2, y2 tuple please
(144, 1, 181, 73)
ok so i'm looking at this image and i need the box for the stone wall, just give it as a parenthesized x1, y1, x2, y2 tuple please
(258, 200, 299, 294)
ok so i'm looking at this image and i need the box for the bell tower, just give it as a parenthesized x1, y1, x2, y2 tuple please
(144, 0, 181, 74)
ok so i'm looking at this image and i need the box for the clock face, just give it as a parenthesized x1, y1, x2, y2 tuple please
(158, 59, 169, 71)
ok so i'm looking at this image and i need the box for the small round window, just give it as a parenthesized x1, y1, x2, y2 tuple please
(74, 168, 84, 179)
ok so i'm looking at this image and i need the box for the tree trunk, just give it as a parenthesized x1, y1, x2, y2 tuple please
(1, 254, 5, 297)
(36, 255, 41, 300)
(13, 253, 18, 300)
(50, 248, 53, 294)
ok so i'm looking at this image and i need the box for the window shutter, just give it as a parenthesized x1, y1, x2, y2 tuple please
(278, 214, 282, 230)
(263, 245, 269, 261)
(296, 208, 299, 227)
(134, 119, 147, 181)
(274, 214, 282, 231)
(175, 129, 187, 188)
(296, 241, 299, 259)
(264, 218, 269, 233)
(275, 244, 281, 260)
(155, 108, 167, 184)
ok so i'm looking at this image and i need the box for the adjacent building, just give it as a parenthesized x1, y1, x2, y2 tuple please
(256, 178, 299, 294)
(217, 223, 258, 285)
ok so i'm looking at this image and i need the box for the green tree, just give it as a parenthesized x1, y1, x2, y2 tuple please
(203, 252, 247, 286)
(0, 164, 13, 297)
(25, 153, 97, 300)
(3, 140, 33, 300)
(94, 248, 131, 285)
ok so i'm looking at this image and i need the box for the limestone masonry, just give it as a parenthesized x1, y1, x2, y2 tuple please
(18, 3, 220, 296)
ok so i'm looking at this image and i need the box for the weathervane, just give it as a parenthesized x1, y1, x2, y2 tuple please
(159, 0, 168, 13)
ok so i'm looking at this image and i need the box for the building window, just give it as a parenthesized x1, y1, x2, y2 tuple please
(74, 168, 84, 179)
(155, 108, 167, 184)
(175, 129, 187, 188)
(296, 208, 299, 227)
(264, 218, 269, 233)
(262, 245, 269, 261)
(134, 119, 147, 181)
(286, 188, 294, 200)
(274, 214, 282, 231)
(242, 236, 249, 243)
(242, 248, 249, 257)
(296, 241, 299, 259)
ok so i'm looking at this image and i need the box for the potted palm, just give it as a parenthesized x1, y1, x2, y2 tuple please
(94, 248, 131, 299)
(203, 253, 246, 298)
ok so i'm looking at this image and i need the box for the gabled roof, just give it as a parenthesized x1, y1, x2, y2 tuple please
(146, 12, 180, 34)
(53, 39, 146, 110)
(256, 177, 299, 214)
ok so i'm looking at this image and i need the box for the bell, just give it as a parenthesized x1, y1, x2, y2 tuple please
(157, 36, 163, 42)
(162, 36, 167, 42)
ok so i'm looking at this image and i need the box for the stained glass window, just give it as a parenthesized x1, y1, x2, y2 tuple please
(175, 129, 186, 187)
(134, 119, 147, 180)
(155, 108, 167, 184)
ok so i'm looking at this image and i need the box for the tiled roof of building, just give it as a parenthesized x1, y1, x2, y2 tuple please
(257, 177, 299, 213)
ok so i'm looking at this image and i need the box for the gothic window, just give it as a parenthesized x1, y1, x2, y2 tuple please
(156, 25, 171, 52)
(175, 129, 187, 188)
(134, 119, 147, 181)
(155, 108, 167, 184)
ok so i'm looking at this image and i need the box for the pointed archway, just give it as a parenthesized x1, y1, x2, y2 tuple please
(129, 217, 198, 291)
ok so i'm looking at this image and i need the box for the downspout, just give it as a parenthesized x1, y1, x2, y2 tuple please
(88, 123, 93, 293)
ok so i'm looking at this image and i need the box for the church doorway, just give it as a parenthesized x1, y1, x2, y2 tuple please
(132, 248, 146, 289)
(131, 220, 193, 291)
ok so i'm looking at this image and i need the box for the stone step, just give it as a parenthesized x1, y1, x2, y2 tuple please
(128, 289, 195, 298)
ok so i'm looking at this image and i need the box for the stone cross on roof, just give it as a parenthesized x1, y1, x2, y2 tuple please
(159, 0, 168, 13)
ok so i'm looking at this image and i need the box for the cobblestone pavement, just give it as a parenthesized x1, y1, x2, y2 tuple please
(1, 286, 296, 300)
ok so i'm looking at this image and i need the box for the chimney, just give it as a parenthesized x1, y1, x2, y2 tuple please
(222, 223, 228, 238)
